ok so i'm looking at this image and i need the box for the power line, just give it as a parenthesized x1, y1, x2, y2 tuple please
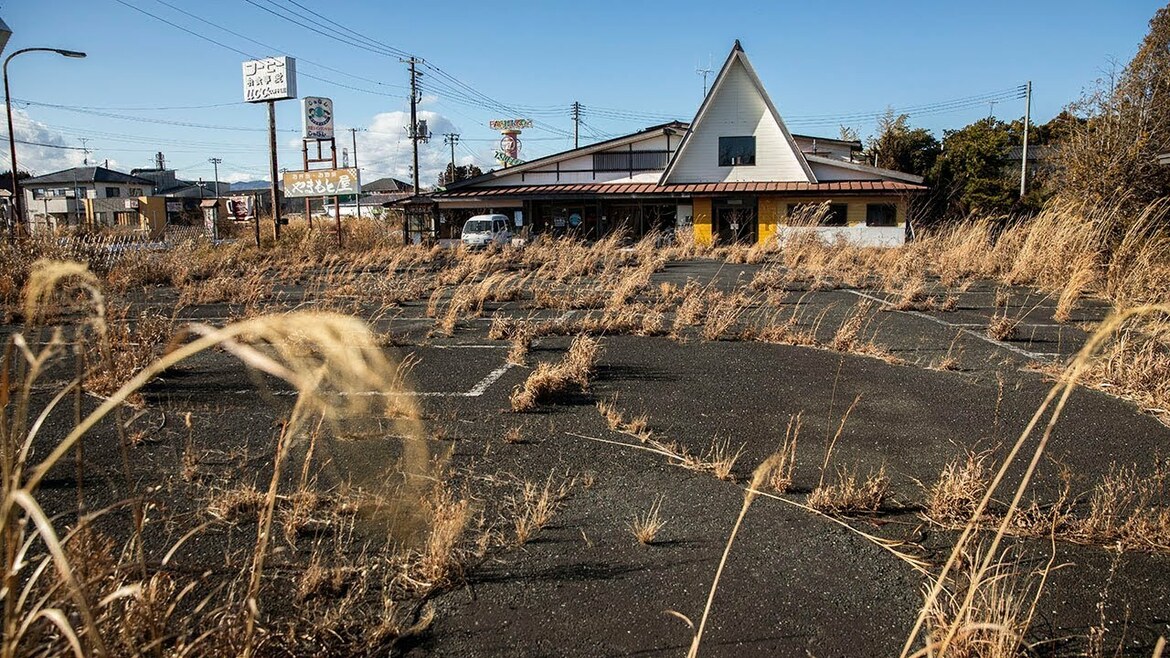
(112, 0, 405, 100)
(149, 0, 408, 95)
(0, 135, 89, 150)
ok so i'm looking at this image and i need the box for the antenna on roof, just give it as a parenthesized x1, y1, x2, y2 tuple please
(696, 54, 713, 97)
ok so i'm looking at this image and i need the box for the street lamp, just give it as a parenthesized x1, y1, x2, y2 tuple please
(5, 47, 86, 241)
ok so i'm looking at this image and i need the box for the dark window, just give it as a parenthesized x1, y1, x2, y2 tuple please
(865, 203, 897, 227)
(31, 188, 46, 200)
(105, 187, 121, 198)
(787, 203, 848, 226)
(718, 136, 756, 166)
(129, 187, 143, 197)
(593, 150, 670, 172)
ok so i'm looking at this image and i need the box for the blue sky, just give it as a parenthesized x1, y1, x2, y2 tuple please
(2, 0, 1163, 186)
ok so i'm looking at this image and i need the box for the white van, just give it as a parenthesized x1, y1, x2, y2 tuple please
(461, 214, 512, 249)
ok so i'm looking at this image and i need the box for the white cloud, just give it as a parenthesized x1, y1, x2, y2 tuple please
(8, 109, 87, 175)
(223, 171, 263, 184)
(354, 109, 485, 188)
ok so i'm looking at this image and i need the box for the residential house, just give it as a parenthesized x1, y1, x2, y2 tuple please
(22, 166, 155, 231)
(429, 41, 924, 246)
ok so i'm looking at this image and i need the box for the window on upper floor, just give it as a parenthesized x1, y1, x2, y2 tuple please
(865, 203, 898, 227)
(718, 136, 756, 166)
(593, 150, 671, 172)
(129, 188, 143, 197)
(105, 187, 121, 198)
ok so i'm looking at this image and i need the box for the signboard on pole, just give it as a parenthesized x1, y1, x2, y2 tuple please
(281, 168, 361, 198)
(303, 96, 334, 139)
(242, 56, 297, 103)
(488, 119, 533, 130)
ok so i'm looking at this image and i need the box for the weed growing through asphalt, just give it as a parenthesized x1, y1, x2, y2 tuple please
(510, 334, 600, 412)
(630, 495, 667, 545)
(808, 463, 892, 515)
(508, 474, 573, 545)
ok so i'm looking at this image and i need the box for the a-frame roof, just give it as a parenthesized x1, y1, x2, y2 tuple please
(659, 41, 816, 185)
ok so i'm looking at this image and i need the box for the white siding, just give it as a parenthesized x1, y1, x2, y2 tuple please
(477, 131, 677, 187)
(665, 59, 811, 184)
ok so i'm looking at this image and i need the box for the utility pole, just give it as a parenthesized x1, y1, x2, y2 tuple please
(266, 99, 280, 244)
(154, 151, 165, 170)
(571, 102, 581, 149)
(79, 138, 89, 165)
(1020, 80, 1032, 198)
(401, 56, 423, 196)
(443, 132, 459, 182)
(208, 157, 222, 197)
(349, 127, 362, 220)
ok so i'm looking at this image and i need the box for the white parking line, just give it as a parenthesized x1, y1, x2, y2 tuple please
(844, 289, 1052, 362)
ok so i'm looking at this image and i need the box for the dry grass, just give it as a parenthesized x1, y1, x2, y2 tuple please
(507, 329, 533, 365)
(986, 312, 1020, 341)
(924, 450, 992, 526)
(701, 437, 744, 481)
(808, 463, 891, 515)
(922, 549, 1038, 658)
(509, 475, 573, 545)
(510, 334, 601, 412)
(503, 426, 524, 444)
(630, 495, 667, 545)
(766, 414, 802, 494)
(1, 259, 449, 658)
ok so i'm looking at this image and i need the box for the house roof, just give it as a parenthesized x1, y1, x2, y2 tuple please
(363, 176, 412, 192)
(805, 155, 925, 184)
(438, 180, 924, 199)
(444, 121, 689, 191)
(792, 134, 863, 150)
(660, 41, 817, 184)
(23, 166, 155, 186)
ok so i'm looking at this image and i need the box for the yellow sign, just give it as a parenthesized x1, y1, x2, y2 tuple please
(282, 168, 361, 198)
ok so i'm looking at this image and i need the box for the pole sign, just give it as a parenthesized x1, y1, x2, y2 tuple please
(488, 119, 533, 130)
(303, 96, 334, 139)
(242, 56, 297, 103)
(282, 168, 361, 198)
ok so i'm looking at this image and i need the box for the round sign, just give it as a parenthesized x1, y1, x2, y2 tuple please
(568, 212, 582, 228)
(303, 97, 333, 139)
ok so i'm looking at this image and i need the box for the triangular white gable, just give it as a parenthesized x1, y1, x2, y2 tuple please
(661, 44, 815, 185)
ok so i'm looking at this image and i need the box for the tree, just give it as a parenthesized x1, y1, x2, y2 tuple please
(929, 118, 1017, 216)
(437, 163, 484, 187)
(863, 109, 941, 178)
(1053, 4, 1170, 206)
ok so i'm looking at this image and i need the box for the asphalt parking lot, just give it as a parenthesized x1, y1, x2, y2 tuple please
(9, 258, 1167, 657)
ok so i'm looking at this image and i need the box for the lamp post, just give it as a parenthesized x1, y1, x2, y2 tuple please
(5, 47, 86, 241)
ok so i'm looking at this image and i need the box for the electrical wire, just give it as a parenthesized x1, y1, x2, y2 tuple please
(112, 0, 405, 100)
(150, 0, 407, 95)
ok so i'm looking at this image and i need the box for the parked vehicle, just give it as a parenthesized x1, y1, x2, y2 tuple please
(461, 214, 512, 248)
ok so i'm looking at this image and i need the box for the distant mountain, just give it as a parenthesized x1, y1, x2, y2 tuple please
(229, 180, 270, 192)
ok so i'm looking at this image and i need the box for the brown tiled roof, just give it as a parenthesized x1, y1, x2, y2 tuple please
(437, 180, 925, 198)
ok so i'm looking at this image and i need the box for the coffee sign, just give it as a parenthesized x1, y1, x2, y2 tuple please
(242, 56, 297, 103)
(303, 96, 333, 139)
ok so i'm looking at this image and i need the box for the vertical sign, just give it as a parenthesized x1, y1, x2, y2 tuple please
(303, 97, 334, 139)
(241, 56, 297, 243)
(241, 57, 297, 103)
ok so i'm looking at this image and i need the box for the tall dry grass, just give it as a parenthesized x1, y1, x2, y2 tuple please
(1, 260, 456, 657)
